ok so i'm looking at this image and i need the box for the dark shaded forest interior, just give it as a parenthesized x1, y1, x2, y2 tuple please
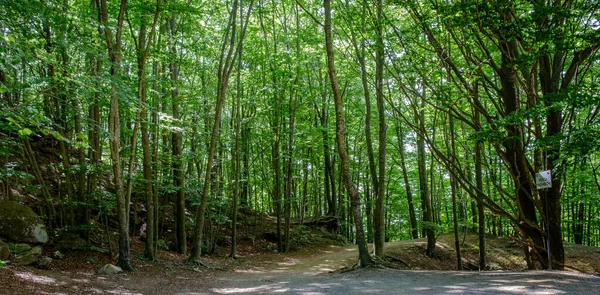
(1, 0, 599, 290)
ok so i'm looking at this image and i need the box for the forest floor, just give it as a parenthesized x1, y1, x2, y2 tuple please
(1, 233, 599, 294)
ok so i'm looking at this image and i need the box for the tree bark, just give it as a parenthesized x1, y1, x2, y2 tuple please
(100, 0, 132, 271)
(323, 0, 371, 267)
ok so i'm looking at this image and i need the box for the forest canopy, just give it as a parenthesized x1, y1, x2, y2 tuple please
(0, 0, 598, 271)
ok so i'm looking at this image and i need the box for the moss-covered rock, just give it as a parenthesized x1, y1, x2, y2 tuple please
(12, 243, 32, 254)
(14, 246, 42, 266)
(0, 200, 48, 244)
(0, 240, 10, 260)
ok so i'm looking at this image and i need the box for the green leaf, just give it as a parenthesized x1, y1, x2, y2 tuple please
(18, 128, 32, 136)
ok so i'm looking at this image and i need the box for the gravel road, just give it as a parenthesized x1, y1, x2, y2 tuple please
(204, 245, 600, 295)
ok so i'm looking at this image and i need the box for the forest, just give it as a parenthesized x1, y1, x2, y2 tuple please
(0, 0, 599, 275)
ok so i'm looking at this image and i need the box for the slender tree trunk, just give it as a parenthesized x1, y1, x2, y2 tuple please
(230, 23, 243, 258)
(189, 0, 252, 263)
(100, 0, 132, 271)
(396, 124, 418, 239)
(323, 0, 371, 267)
(373, 0, 386, 258)
(474, 107, 487, 270)
(166, 14, 187, 255)
(131, 1, 160, 260)
(416, 99, 435, 257)
(448, 116, 462, 270)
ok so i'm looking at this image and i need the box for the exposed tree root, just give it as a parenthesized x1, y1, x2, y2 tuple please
(187, 258, 211, 269)
(383, 254, 410, 268)
(334, 255, 410, 273)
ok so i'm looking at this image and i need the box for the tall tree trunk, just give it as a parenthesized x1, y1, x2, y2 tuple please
(396, 124, 418, 239)
(323, 0, 371, 267)
(189, 0, 252, 263)
(230, 22, 243, 258)
(100, 0, 132, 271)
(131, 0, 160, 260)
(448, 115, 462, 270)
(416, 99, 435, 258)
(474, 106, 487, 270)
(373, 0, 386, 258)
(166, 13, 187, 255)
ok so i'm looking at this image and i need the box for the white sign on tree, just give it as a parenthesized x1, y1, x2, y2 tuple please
(535, 170, 552, 189)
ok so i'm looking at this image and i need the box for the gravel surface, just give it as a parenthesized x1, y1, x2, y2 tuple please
(204, 245, 600, 295)
(209, 268, 600, 295)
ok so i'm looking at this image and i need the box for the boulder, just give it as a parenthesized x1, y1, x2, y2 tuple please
(14, 246, 42, 266)
(0, 200, 48, 244)
(0, 240, 9, 260)
(98, 264, 123, 275)
(13, 243, 32, 254)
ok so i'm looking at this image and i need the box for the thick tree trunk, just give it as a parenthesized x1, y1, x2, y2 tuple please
(498, 31, 546, 269)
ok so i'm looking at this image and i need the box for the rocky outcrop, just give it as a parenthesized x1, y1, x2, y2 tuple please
(0, 200, 48, 244)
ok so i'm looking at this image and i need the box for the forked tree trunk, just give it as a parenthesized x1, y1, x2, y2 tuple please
(189, 0, 253, 264)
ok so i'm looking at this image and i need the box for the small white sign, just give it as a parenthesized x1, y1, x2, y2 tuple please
(536, 170, 552, 189)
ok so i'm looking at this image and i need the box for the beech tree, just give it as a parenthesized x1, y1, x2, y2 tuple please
(1, 0, 598, 272)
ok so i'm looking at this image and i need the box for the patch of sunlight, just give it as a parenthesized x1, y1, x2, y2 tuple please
(104, 289, 143, 295)
(495, 285, 566, 294)
(235, 269, 266, 274)
(212, 284, 284, 294)
(76, 271, 94, 276)
(413, 287, 433, 291)
(523, 279, 554, 284)
(39, 292, 68, 295)
(72, 278, 90, 283)
(444, 285, 467, 290)
(15, 271, 65, 286)
(278, 258, 300, 266)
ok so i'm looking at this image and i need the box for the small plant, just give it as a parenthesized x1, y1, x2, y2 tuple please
(0, 260, 6, 267)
